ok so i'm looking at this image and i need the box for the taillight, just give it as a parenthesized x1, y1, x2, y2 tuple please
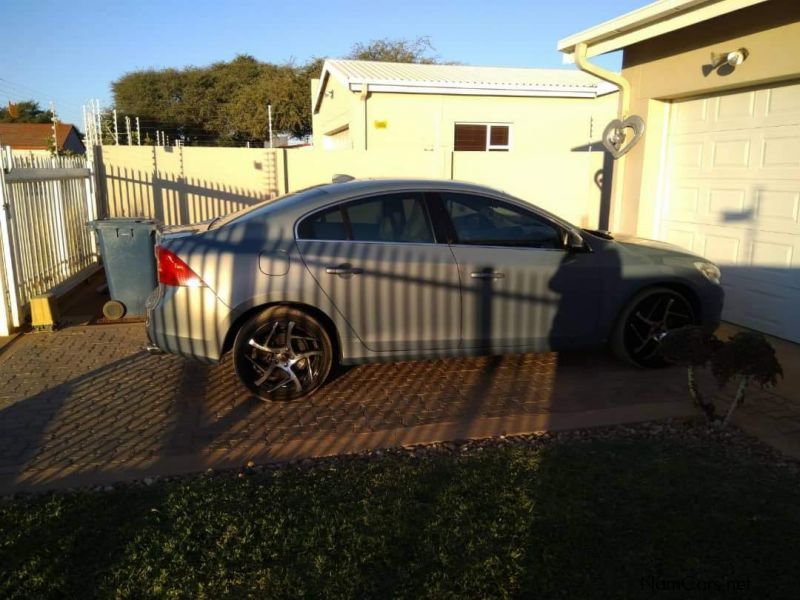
(156, 245, 206, 287)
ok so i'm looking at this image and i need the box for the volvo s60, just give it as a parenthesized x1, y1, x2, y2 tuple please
(145, 179, 724, 400)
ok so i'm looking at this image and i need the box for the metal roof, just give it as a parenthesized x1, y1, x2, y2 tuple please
(315, 59, 617, 111)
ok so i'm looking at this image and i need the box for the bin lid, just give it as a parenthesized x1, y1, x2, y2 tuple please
(90, 218, 160, 230)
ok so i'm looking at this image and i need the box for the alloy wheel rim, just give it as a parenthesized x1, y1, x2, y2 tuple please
(243, 320, 324, 395)
(625, 293, 694, 362)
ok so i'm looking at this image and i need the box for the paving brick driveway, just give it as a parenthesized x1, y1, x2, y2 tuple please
(0, 322, 701, 492)
(2, 321, 796, 493)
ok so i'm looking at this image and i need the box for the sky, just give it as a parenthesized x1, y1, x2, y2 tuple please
(1, 0, 646, 128)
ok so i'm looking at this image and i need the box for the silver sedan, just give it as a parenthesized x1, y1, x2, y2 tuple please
(145, 179, 724, 401)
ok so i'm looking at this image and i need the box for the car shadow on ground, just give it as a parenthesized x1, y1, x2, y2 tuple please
(0, 317, 691, 494)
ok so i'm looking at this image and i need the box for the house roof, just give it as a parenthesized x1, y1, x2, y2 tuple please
(315, 59, 617, 111)
(558, 0, 770, 58)
(0, 122, 82, 150)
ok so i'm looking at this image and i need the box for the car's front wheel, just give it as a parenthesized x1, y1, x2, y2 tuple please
(233, 306, 333, 401)
(611, 287, 696, 367)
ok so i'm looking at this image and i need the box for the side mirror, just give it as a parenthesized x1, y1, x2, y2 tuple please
(563, 230, 587, 252)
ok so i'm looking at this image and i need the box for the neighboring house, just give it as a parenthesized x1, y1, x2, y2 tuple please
(310, 59, 618, 227)
(0, 122, 85, 154)
(559, 0, 800, 342)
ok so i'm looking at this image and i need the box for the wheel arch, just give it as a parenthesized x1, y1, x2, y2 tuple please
(221, 301, 342, 364)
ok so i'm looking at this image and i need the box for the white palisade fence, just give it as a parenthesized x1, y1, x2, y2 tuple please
(0, 147, 99, 335)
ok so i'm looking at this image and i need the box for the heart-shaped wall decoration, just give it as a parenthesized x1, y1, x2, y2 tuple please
(602, 115, 645, 159)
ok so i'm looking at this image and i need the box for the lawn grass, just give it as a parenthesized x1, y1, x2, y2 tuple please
(2, 427, 799, 599)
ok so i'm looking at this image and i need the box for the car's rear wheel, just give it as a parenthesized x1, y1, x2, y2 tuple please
(611, 287, 696, 367)
(233, 306, 333, 401)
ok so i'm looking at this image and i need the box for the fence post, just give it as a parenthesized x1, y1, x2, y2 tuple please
(0, 147, 21, 333)
(84, 144, 98, 255)
(50, 155, 70, 282)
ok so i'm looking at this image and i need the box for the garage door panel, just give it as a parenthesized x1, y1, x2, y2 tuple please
(711, 134, 752, 168)
(666, 180, 800, 234)
(756, 188, 800, 224)
(671, 97, 710, 134)
(660, 226, 699, 254)
(663, 82, 800, 342)
(765, 83, 800, 126)
(703, 233, 741, 265)
(674, 83, 800, 132)
(671, 140, 704, 170)
(664, 181, 752, 226)
(715, 89, 757, 124)
(661, 221, 800, 263)
(723, 280, 800, 342)
(761, 127, 800, 178)
(664, 185, 702, 219)
(671, 130, 763, 179)
(708, 187, 747, 216)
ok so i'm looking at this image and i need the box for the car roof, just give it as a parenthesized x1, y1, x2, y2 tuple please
(220, 177, 578, 235)
(319, 177, 508, 197)
(250, 178, 513, 219)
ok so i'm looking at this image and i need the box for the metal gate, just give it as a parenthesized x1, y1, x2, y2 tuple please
(0, 147, 99, 335)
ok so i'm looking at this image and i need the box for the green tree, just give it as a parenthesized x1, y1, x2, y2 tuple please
(110, 38, 441, 146)
(0, 100, 53, 123)
(347, 36, 438, 63)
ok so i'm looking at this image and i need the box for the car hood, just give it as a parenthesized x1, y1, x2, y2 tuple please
(613, 234, 704, 261)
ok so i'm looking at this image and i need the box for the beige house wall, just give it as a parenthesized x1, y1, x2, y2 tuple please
(98, 88, 618, 228)
(616, 0, 800, 237)
(311, 77, 618, 227)
(99, 145, 279, 225)
(312, 75, 357, 148)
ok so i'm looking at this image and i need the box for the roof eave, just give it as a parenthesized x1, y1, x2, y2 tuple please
(314, 58, 615, 109)
(348, 83, 604, 98)
(557, 0, 770, 57)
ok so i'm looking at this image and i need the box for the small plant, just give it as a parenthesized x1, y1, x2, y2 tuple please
(661, 326, 721, 423)
(710, 331, 783, 428)
(662, 327, 782, 428)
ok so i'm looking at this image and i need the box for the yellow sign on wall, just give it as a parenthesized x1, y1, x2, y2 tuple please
(373, 120, 388, 129)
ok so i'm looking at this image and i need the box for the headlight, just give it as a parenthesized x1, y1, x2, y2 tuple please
(694, 261, 721, 285)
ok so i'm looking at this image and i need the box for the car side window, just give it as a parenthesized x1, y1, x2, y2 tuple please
(441, 192, 563, 249)
(297, 193, 434, 244)
(297, 205, 349, 240)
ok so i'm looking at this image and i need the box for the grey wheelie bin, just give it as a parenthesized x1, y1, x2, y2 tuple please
(90, 218, 160, 319)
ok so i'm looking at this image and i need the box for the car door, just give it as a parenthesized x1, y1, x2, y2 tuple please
(434, 191, 602, 351)
(295, 191, 461, 352)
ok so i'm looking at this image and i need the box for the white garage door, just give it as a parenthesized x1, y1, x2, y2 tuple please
(660, 81, 800, 342)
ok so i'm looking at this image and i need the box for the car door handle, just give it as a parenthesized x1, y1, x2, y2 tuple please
(470, 271, 505, 279)
(326, 264, 363, 275)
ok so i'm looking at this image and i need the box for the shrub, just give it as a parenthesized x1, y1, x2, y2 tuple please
(660, 326, 721, 423)
(661, 327, 782, 428)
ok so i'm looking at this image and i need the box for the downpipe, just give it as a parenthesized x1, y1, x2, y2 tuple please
(573, 42, 631, 118)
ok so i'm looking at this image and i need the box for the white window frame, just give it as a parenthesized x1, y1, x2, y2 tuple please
(454, 122, 512, 151)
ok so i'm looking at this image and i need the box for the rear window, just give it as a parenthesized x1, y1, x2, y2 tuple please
(209, 185, 329, 229)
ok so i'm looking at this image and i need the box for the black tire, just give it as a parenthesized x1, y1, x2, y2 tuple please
(611, 287, 696, 368)
(233, 306, 334, 401)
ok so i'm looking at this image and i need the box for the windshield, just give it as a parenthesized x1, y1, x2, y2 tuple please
(207, 184, 329, 230)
